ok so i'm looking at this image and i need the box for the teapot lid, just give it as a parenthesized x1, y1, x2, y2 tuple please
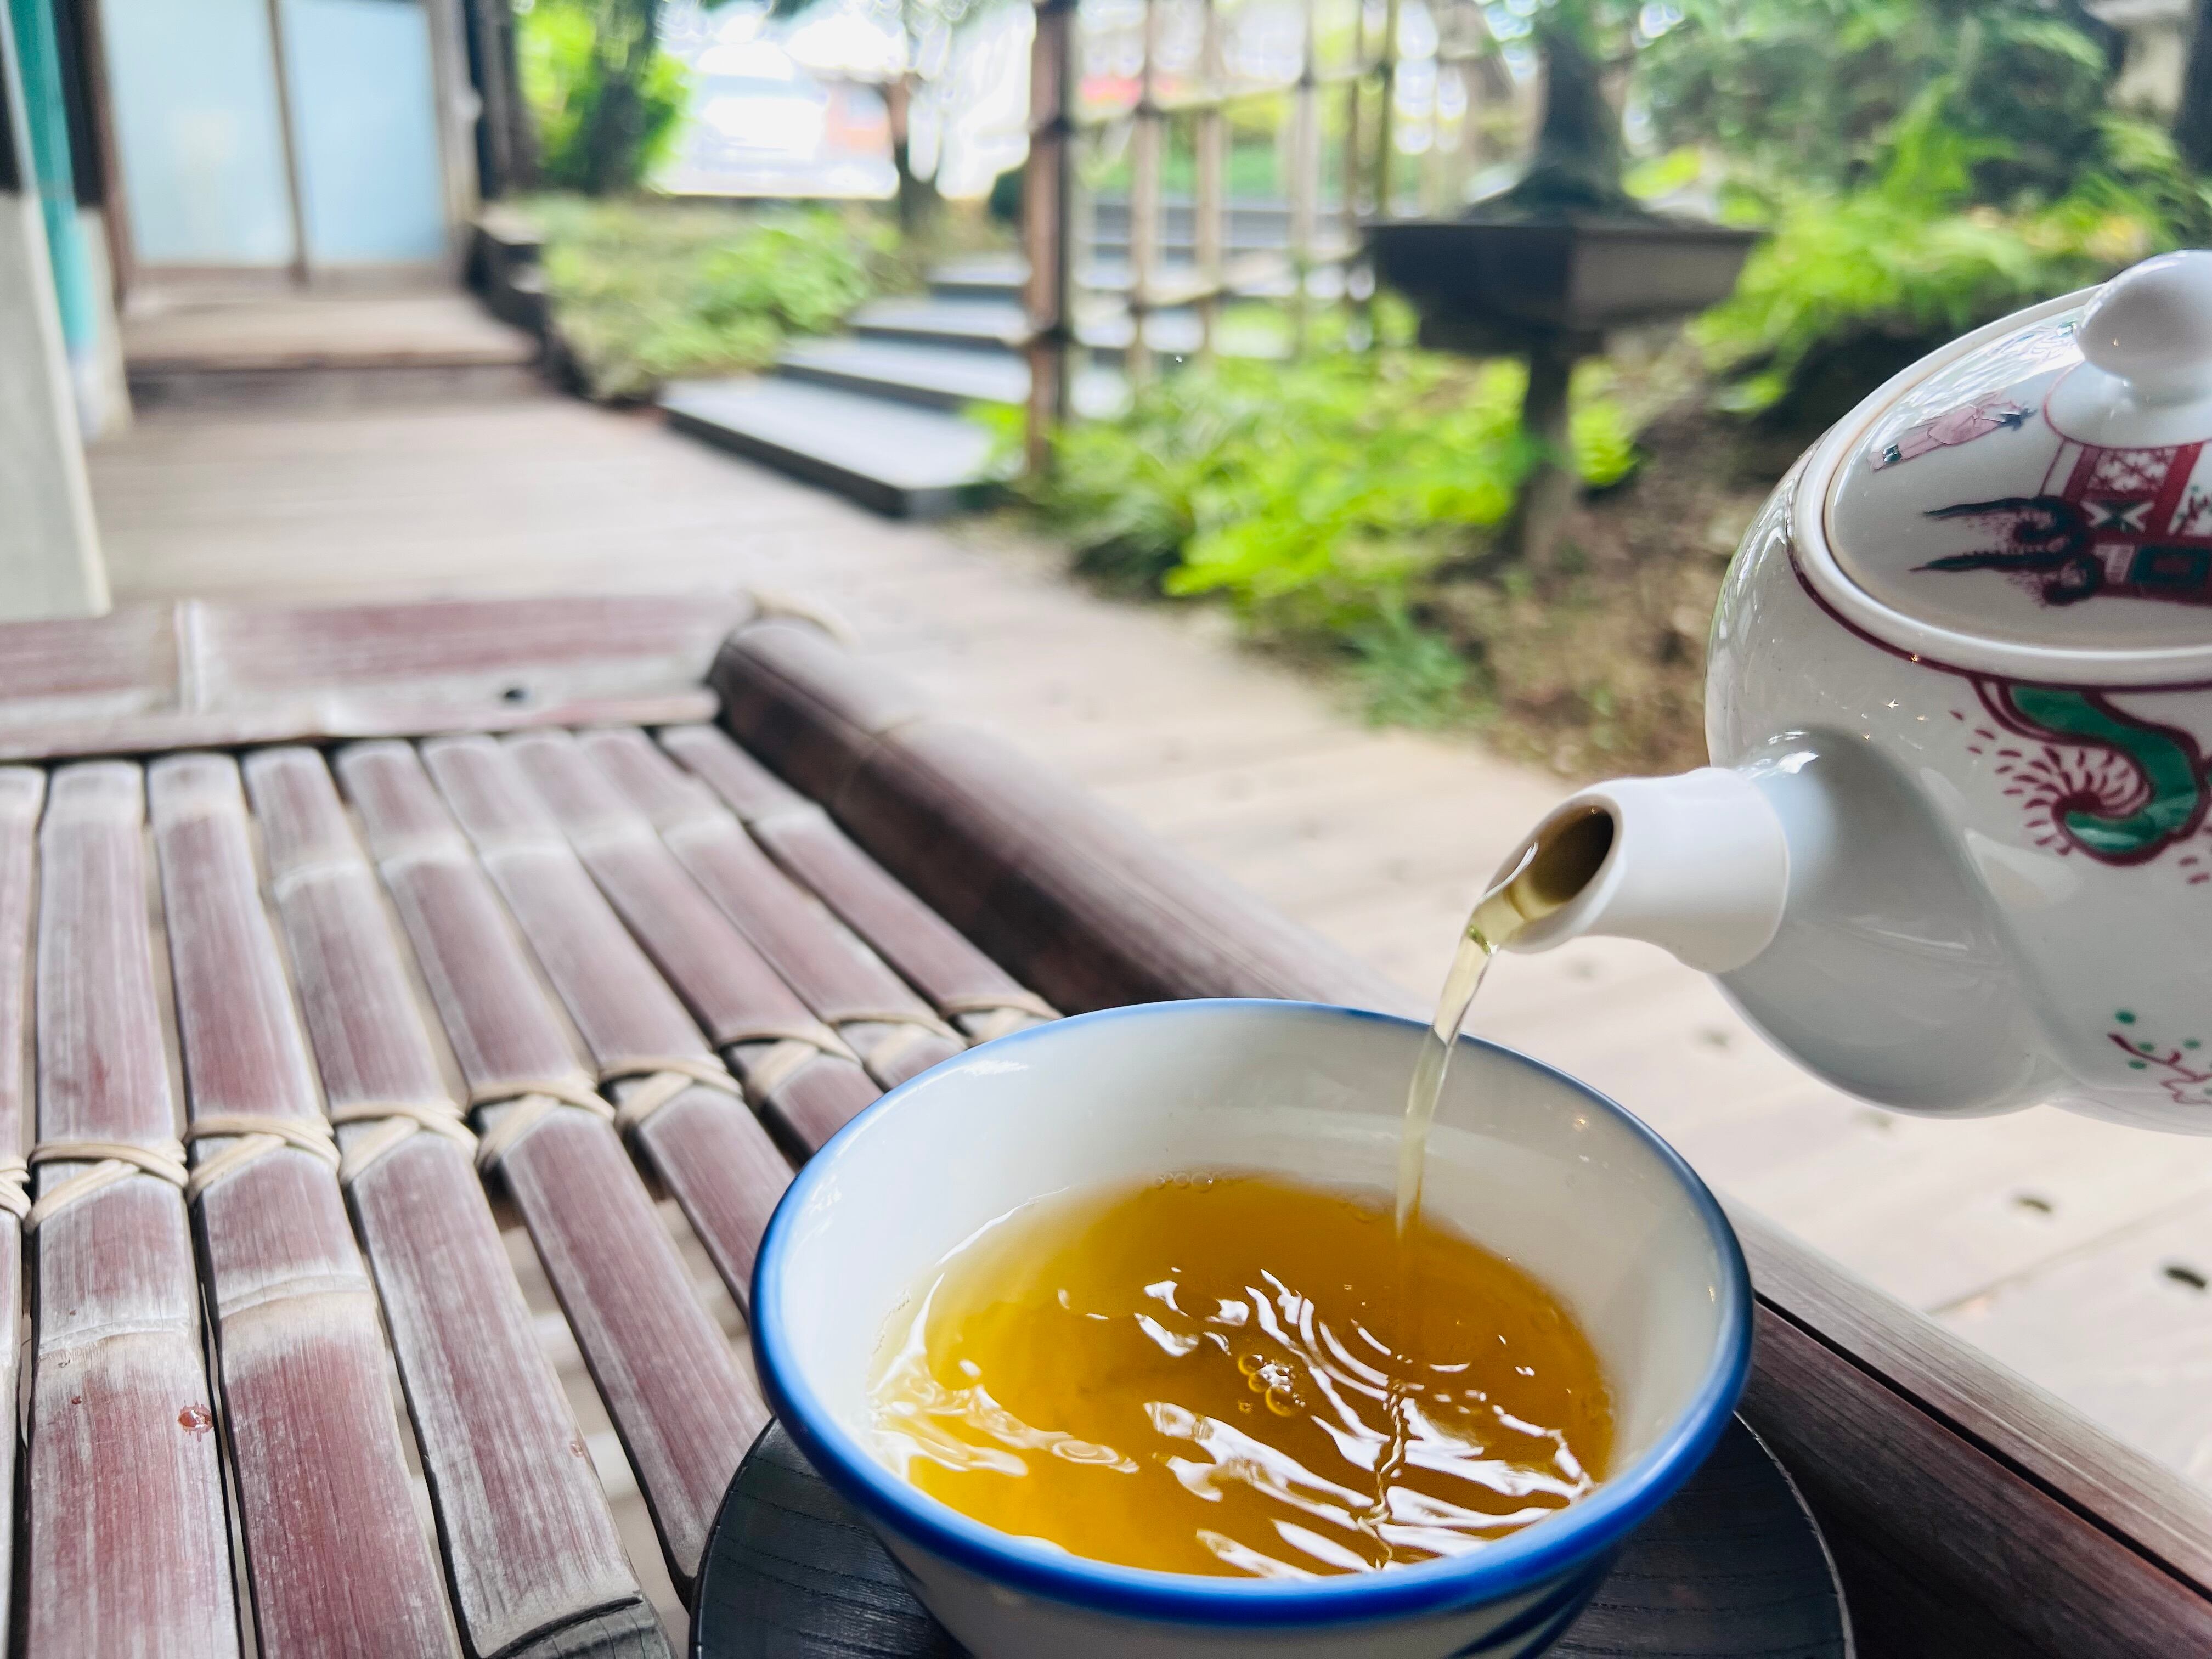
(1804, 251, 2212, 686)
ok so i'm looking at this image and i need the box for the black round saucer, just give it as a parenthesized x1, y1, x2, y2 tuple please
(692, 1416, 1850, 1658)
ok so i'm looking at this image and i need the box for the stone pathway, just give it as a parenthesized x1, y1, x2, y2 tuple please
(86, 385, 2212, 1584)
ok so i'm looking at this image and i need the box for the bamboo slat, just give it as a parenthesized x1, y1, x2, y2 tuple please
(0, 769, 42, 1655)
(243, 746, 669, 1659)
(419, 732, 802, 1291)
(551, 727, 961, 1088)
(657, 723, 1056, 1043)
(147, 754, 461, 1659)
(28, 763, 238, 1659)
(336, 740, 764, 1594)
(703, 620, 1391, 1017)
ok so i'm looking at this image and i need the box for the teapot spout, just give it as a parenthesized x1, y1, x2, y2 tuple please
(1500, 769, 1790, 973)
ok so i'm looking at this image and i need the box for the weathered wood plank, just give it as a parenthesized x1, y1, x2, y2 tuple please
(0, 691, 721, 767)
(1747, 1305, 2212, 1658)
(422, 732, 805, 1291)
(557, 727, 961, 1087)
(29, 763, 237, 1659)
(149, 753, 461, 1658)
(245, 744, 670, 1659)
(0, 769, 43, 1655)
(188, 592, 756, 707)
(338, 739, 765, 1594)
(656, 724, 1056, 1043)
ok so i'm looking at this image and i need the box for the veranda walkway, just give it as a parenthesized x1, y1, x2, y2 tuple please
(86, 381, 2212, 1623)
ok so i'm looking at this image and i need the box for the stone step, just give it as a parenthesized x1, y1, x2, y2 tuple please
(927, 253, 1352, 306)
(848, 295, 1289, 364)
(847, 296, 1029, 353)
(775, 337, 1130, 419)
(659, 377, 1003, 521)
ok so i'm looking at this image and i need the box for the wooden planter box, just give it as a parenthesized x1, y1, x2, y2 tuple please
(0, 593, 2204, 1658)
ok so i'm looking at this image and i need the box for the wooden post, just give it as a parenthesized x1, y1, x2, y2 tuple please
(1022, 0, 1076, 476)
(1373, 0, 1402, 216)
(1509, 332, 1577, 568)
(1288, 0, 1317, 353)
(1194, 0, 1224, 361)
(1126, 0, 1162, 391)
(1341, 0, 1368, 338)
(0, 2, 105, 619)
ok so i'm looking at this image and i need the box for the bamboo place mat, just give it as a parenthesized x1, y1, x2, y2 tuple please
(2, 722, 1054, 1659)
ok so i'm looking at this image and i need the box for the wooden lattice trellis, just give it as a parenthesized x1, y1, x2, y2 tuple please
(1022, 0, 1523, 462)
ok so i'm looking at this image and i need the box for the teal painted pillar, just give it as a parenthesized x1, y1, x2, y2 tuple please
(5, 0, 91, 361)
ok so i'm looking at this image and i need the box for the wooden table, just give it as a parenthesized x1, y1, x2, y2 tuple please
(0, 592, 2204, 1658)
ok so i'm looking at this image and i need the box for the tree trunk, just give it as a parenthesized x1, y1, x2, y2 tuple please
(2179, 0, 2212, 174)
(886, 72, 934, 236)
(579, 0, 660, 196)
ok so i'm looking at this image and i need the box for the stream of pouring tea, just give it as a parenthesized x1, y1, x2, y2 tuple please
(1394, 808, 1616, 1234)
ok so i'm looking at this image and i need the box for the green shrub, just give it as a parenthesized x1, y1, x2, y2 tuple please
(1007, 345, 1636, 723)
(517, 0, 692, 194)
(1641, 0, 2121, 205)
(532, 197, 896, 400)
(1695, 83, 2212, 417)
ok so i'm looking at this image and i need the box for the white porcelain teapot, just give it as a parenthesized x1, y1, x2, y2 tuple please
(1508, 250, 2212, 1130)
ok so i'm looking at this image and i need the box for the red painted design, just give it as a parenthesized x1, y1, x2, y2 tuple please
(1918, 439, 2212, 608)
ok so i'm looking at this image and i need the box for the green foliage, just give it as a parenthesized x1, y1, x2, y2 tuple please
(1644, 0, 2212, 417)
(518, 0, 691, 194)
(532, 197, 896, 400)
(1640, 0, 2124, 206)
(1696, 108, 2212, 415)
(1348, 604, 1483, 729)
(1011, 347, 1637, 725)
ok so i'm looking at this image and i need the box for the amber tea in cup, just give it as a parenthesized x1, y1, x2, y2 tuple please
(868, 1171, 1612, 1579)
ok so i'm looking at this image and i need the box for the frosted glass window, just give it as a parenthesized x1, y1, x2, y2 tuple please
(280, 0, 447, 265)
(101, 0, 297, 267)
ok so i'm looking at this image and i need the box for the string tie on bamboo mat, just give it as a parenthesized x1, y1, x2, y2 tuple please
(24, 1139, 190, 1232)
(0, 1158, 27, 1223)
(720, 1019, 857, 1101)
(598, 1057, 741, 1136)
(939, 989, 1058, 1019)
(470, 1076, 616, 1175)
(937, 990, 1059, 1043)
(837, 1009, 959, 1041)
(748, 589, 861, 649)
(182, 1115, 340, 1201)
(328, 1098, 477, 1187)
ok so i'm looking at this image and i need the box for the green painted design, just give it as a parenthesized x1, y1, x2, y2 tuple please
(2117, 1010, 2138, 1024)
(2002, 686, 2204, 861)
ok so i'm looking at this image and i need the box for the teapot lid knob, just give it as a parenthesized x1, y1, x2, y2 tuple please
(2077, 250, 2212, 407)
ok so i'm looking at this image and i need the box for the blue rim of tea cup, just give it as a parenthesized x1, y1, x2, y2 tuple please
(751, 998, 1753, 1631)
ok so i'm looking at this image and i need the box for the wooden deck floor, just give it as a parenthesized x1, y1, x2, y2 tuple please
(86, 385, 2212, 1593)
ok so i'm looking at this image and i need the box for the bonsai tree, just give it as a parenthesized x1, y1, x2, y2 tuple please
(1472, 1, 1645, 221)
